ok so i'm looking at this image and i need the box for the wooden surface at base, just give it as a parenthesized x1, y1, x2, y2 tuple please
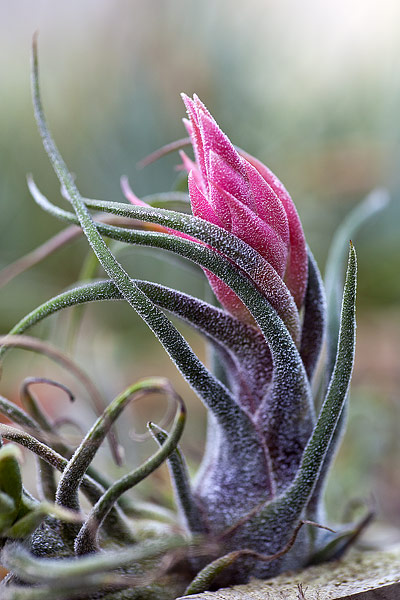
(179, 546, 400, 599)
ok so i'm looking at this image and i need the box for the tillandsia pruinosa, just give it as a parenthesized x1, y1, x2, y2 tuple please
(0, 38, 389, 599)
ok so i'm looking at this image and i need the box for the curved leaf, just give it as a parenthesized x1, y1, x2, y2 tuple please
(240, 244, 357, 578)
(0, 423, 133, 544)
(300, 248, 326, 383)
(56, 378, 179, 512)
(148, 422, 206, 534)
(74, 396, 186, 554)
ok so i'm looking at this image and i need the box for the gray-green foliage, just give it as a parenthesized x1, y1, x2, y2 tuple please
(0, 39, 387, 599)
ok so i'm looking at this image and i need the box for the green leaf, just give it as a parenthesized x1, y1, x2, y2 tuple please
(148, 422, 206, 534)
(324, 188, 389, 377)
(0, 444, 23, 530)
(56, 378, 178, 512)
(300, 248, 326, 382)
(0, 424, 133, 544)
(74, 394, 186, 554)
(242, 244, 357, 572)
(0, 491, 15, 516)
(4, 501, 81, 539)
(3, 535, 188, 579)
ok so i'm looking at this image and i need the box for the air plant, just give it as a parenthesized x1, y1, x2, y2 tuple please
(0, 38, 389, 599)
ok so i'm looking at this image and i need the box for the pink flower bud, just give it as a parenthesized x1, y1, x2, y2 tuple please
(181, 94, 308, 320)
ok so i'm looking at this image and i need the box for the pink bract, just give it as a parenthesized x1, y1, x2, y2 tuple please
(181, 94, 308, 320)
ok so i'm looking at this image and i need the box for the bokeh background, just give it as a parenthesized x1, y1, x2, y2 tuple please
(0, 0, 399, 537)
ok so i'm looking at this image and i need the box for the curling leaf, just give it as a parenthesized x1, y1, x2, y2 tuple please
(74, 395, 186, 554)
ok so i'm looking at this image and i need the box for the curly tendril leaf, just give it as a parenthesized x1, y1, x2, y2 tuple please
(74, 394, 186, 555)
(235, 244, 357, 580)
(0, 334, 123, 467)
(0, 424, 134, 545)
(7, 379, 131, 514)
(21, 377, 181, 552)
(55, 378, 181, 515)
(0, 335, 105, 422)
(20, 377, 74, 433)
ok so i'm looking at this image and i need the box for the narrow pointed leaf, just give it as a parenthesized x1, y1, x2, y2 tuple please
(56, 378, 178, 511)
(300, 248, 326, 382)
(148, 422, 206, 534)
(244, 244, 357, 570)
(74, 397, 186, 554)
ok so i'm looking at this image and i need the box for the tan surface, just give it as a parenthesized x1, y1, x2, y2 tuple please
(179, 546, 400, 599)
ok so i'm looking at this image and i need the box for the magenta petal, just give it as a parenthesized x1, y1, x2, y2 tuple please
(180, 150, 197, 174)
(181, 93, 208, 186)
(239, 150, 308, 307)
(180, 150, 205, 194)
(120, 176, 150, 207)
(197, 110, 246, 179)
(208, 151, 252, 208)
(205, 270, 256, 325)
(213, 183, 288, 277)
(244, 161, 289, 248)
(188, 172, 224, 228)
(193, 94, 214, 120)
(182, 117, 193, 137)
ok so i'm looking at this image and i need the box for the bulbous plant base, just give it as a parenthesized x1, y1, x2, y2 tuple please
(178, 546, 400, 600)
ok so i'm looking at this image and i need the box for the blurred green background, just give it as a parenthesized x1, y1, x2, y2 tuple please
(0, 1, 399, 534)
